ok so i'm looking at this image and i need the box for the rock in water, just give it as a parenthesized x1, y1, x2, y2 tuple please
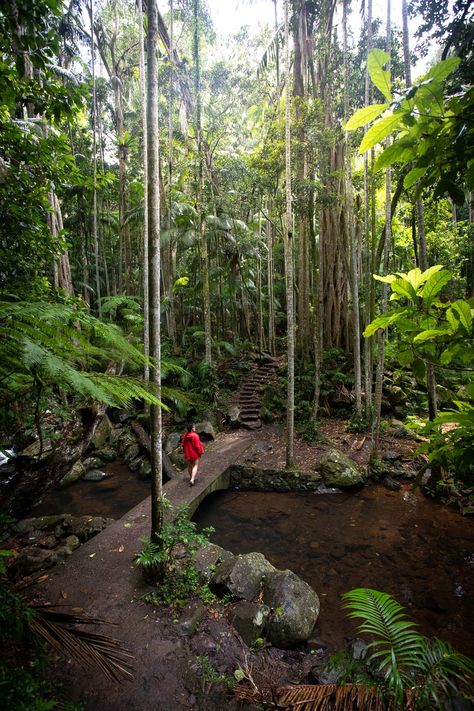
(317, 449, 364, 487)
(263, 569, 320, 648)
(82, 469, 112, 482)
(60, 460, 86, 487)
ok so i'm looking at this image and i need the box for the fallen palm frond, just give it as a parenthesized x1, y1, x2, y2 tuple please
(28, 605, 134, 682)
(278, 684, 387, 710)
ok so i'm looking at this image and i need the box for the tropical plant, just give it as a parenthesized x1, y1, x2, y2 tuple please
(0, 300, 163, 411)
(135, 499, 214, 599)
(341, 588, 473, 708)
(346, 50, 473, 204)
(235, 588, 473, 710)
(363, 265, 473, 482)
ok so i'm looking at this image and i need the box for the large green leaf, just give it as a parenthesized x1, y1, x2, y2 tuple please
(414, 328, 451, 343)
(451, 300, 472, 334)
(373, 273, 397, 283)
(421, 270, 452, 304)
(404, 167, 428, 189)
(423, 57, 461, 84)
(368, 48, 392, 102)
(359, 112, 404, 153)
(363, 310, 407, 338)
(344, 103, 389, 131)
(375, 141, 415, 171)
(391, 278, 417, 301)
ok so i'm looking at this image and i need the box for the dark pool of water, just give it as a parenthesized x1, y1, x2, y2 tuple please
(32, 461, 150, 519)
(193, 485, 474, 656)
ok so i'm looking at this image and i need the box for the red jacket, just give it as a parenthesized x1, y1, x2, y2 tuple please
(182, 431, 204, 461)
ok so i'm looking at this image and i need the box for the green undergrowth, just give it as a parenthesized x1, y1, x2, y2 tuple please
(135, 499, 215, 607)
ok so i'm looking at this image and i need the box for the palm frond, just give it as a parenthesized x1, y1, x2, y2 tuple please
(29, 605, 133, 683)
(277, 683, 386, 710)
(45, 62, 81, 85)
(257, 22, 284, 79)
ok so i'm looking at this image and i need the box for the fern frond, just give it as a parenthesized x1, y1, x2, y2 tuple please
(87, 375, 165, 409)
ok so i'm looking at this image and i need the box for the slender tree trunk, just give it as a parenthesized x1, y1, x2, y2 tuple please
(266, 208, 276, 355)
(284, 0, 295, 468)
(193, 0, 212, 364)
(167, 0, 177, 346)
(49, 192, 73, 295)
(343, 0, 361, 416)
(147, 0, 163, 538)
(89, 0, 101, 317)
(402, 0, 437, 420)
(373, 0, 391, 449)
(364, 0, 374, 421)
(138, 0, 150, 412)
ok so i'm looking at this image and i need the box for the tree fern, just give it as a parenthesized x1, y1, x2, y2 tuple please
(0, 301, 159, 408)
(342, 588, 473, 708)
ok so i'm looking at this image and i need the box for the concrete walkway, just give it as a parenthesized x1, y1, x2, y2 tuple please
(35, 430, 256, 710)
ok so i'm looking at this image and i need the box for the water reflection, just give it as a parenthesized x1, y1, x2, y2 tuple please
(193, 485, 474, 656)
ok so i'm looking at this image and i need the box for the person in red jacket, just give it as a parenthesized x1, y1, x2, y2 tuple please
(181, 423, 204, 486)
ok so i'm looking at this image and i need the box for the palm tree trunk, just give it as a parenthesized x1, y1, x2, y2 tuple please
(138, 0, 150, 410)
(364, 0, 374, 421)
(402, 0, 437, 420)
(284, 0, 295, 468)
(373, 0, 391, 449)
(89, 0, 101, 318)
(343, 0, 361, 416)
(147, 0, 163, 538)
(193, 0, 212, 364)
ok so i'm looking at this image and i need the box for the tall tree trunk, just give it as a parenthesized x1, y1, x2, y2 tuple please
(284, 0, 295, 468)
(373, 0, 391, 449)
(293, 0, 310, 361)
(193, 0, 212, 364)
(363, 0, 374, 421)
(50, 192, 73, 295)
(138, 0, 150, 408)
(147, 0, 163, 538)
(266, 207, 276, 355)
(166, 0, 177, 347)
(89, 0, 101, 318)
(402, 0, 437, 420)
(343, 0, 361, 416)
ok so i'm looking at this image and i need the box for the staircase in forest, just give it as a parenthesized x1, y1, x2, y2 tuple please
(235, 357, 280, 430)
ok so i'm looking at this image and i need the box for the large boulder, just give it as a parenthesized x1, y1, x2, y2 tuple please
(195, 421, 216, 441)
(231, 602, 270, 646)
(164, 432, 182, 453)
(210, 552, 275, 600)
(18, 439, 52, 460)
(317, 449, 364, 488)
(94, 446, 117, 462)
(60, 460, 86, 488)
(123, 443, 141, 465)
(91, 414, 113, 450)
(263, 570, 320, 648)
(194, 543, 234, 583)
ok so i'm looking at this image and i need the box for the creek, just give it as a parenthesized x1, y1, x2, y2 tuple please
(192, 484, 474, 657)
(31, 460, 150, 519)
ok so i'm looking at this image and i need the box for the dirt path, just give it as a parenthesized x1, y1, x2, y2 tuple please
(33, 431, 257, 710)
